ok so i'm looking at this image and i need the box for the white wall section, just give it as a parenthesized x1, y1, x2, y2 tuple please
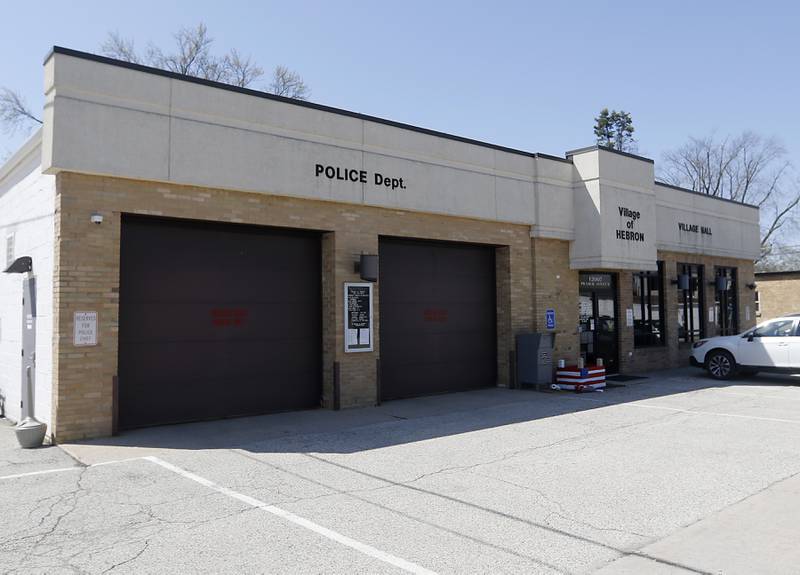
(40, 49, 760, 265)
(0, 130, 55, 426)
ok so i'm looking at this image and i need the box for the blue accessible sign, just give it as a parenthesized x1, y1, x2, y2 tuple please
(545, 308, 556, 330)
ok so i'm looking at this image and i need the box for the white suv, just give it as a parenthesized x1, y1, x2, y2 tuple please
(690, 314, 800, 380)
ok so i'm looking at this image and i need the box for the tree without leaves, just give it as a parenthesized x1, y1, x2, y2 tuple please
(660, 131, 800, 262)
(224, 49, 264, 90)
(756, 246, 800, 272)
(594, 108, 636, 152)
(0, 88, 42, 135)
(145, 23, 220, 79)
(100, 31, 140, 64)
(100, 24, 302, 95)
(269, 65, 310, 100)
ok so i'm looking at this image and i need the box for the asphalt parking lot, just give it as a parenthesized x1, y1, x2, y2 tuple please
(3, 367, 800, 574)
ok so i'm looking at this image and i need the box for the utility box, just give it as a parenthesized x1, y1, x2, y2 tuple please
(516, 333, 555, 389)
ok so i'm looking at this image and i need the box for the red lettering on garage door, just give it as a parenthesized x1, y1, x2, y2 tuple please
(423, 308, 448, 322)
(211, 308, 248, 327)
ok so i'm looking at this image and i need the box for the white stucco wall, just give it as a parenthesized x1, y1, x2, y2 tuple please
(43, 50, 545, 228)
(569, 148, 658, 270)
(0, 131, 55, 426)
(40, 48, 760, 266)
(568, 148, 760, 268)
(654, 183, 760, 259)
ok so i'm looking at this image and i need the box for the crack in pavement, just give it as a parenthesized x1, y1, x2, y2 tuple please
(466, 469, 652, 541)
(1, 462, 261, 574)
(299, 452, 710, 574)
(373, 403, 684, 491)
(231, 449, 571, 574)
(101, 539, 151, 573)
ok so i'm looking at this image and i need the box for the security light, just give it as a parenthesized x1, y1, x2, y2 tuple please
(3, 256, 32, 274)
(354, 254, 378, 282)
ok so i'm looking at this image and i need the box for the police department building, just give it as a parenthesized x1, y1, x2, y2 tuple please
(0, 47, 760, 441)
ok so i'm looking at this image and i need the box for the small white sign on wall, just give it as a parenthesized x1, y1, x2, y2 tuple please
(74, 311, 98, 346)
(709, 306, 715, 323)
(745, 305, 751, 322)
(626, 308, 634, 327)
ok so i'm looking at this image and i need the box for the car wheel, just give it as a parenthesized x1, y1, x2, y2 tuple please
(707, 350, 736, 380)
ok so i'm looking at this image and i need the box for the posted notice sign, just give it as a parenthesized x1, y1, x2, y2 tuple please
(73, 311, 98, 346)
(344, 283, 373, 353)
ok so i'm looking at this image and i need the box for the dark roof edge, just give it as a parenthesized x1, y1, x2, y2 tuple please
(46, 46, 575, 165)
(755, 270, 800, 278)
(565, 144, 655, 164)
(654, 181, 759, 210)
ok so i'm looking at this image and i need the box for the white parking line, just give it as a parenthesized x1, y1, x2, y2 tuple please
(567, 395, 800, 424)
(0, 457, 146, 480)
(143, 456, 438, 575)
(716, 390, 800, 402)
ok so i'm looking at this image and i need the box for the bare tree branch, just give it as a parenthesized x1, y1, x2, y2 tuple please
(760, 191, 800, 250)
(101, 31, 140, 63)
(269, 65, 310, 100)
(96, 24, 306, 97)
(660, 131, 798, 261)
(224, 49, 264, 88)
(146, 23, 219, 79)
(0, 87, 42, 134)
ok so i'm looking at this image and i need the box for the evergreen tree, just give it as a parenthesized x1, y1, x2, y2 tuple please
(594, 108, 636, 152)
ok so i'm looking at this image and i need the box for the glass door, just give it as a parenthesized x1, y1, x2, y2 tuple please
(579, 273, 619, 373)
(715, 267, 738, 335)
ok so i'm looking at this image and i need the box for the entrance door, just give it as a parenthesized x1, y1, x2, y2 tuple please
(579, 273, 619, 373)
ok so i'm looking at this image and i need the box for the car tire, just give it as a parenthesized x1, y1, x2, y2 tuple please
(706, 350, 736, 380)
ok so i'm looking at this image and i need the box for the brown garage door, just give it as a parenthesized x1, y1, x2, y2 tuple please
(379, 238, 496, 401)
(118, 215, 321, 429)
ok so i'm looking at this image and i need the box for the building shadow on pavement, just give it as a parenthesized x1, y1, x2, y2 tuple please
(67, 368, 800, 456)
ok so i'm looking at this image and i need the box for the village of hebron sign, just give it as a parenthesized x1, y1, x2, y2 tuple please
(615, 206, 645, 243)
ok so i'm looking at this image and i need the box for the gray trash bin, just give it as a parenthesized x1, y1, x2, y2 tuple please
(515, 333, 555, 390)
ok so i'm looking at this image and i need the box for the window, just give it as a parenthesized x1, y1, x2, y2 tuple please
(750, 319, 796, 338)
(5, 234, 14, 268)
(632, 262, 664, 347)
(755, 290, 761, 318)
(715, 267, 738, 335)
(678, 263, 704, 342)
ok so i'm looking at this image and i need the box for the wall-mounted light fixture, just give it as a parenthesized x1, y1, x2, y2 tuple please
(90, 212, 103, 225)
(671, 274, 690, 290)
(354, 254, 378, 282)
(3, 255, 32, 274)
(745, 283, 756, 290)
(712, 276, 732, 291)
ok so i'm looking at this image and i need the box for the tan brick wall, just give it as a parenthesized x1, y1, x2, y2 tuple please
(619, 251, 756, 373)
(51, 173, 534, 441)
(531, 238, 579, 365)
(49, 171, 758, 439)
(528, 241, 755, 374)
(755, 276, 800, 321)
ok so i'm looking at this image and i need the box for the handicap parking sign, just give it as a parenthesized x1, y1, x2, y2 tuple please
(545, 308, 556, 330)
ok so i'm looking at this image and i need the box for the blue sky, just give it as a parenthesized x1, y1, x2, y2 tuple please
(1, 1, 798, 176)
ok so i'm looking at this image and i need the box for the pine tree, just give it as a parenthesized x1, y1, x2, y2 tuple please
(593, 109, 636, 152)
